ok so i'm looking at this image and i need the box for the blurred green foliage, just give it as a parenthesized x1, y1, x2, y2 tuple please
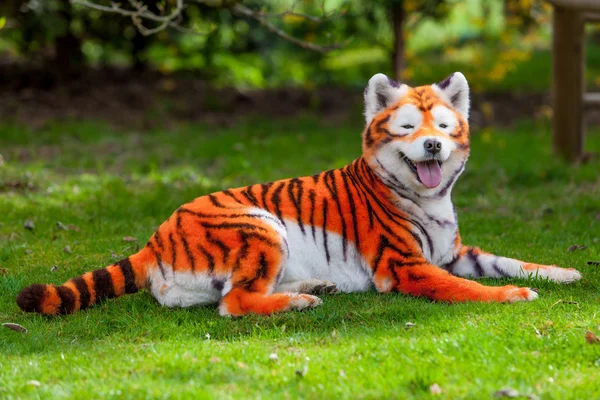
(0, 0, 599, 90)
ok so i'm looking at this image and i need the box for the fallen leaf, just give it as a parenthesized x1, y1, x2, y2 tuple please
(123, 236, 138, 242)
(430, 383, 442, 395)
(63, 246, 72, 254)
(237, 361, 247, 369)
(2, 323, 28, 333)
(494, 388, 519, 398)
(405, 322, 416, 329)
(585, 330, 600, 344)
(56, 221, 68, 230)
(0, 268, 7, 275)
(567, 244, 586, 252)
(269, 353, 279, 362)
(23, 219, 35, 230)
(50, 266, 59, 272)
(67, 224, 80, 232)
(26, 380, 40, 387)
(210, 357, 221, 363)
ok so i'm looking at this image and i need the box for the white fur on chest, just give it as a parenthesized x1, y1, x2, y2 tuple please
(396, 196, 458, 266)
(279, 220, 373, 293)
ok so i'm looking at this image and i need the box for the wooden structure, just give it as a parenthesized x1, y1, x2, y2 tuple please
(546, 0, 600, 162)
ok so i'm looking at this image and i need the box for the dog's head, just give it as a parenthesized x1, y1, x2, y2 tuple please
(362, 72, 470, 198)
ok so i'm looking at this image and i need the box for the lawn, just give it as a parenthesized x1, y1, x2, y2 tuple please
(1, 115, 599, 399)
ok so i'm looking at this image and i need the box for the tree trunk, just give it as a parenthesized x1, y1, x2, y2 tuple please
(391, 0, 404, 81)
(54, 0, 83, 78)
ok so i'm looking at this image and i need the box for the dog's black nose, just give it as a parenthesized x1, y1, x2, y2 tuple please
(424, 139, 442, 155)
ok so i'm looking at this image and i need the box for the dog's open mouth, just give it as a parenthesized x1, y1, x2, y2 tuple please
(399, 152, 442, 188)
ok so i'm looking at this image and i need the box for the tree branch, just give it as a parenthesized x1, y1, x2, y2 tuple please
(72, 0, 347, 50)
(230, 3, 345, 53)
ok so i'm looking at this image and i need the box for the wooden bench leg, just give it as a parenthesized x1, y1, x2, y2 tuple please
(552, 6, 585, 163)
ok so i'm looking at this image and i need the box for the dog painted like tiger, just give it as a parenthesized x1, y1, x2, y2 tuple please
(17, 72, 582, 317)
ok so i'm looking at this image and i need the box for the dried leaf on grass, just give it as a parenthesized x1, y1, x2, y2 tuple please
(585, 330, 600, 344)
(2, 323, 28, 333)
(123, 236, 138, 242)
(567, 244, 586, 252)
(23, 219, 35, 230)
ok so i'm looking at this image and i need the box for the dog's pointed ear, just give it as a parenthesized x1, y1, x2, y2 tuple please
(364, 73, 408, 125)
(432, 72, 470, 120)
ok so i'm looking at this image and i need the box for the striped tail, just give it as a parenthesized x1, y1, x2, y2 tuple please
(16, 247, 154, 315)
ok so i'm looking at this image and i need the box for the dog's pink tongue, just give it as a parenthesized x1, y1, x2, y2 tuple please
(416, 160, 442, 188)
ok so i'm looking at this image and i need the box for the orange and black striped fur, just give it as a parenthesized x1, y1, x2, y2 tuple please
(17, 72, 582, 317)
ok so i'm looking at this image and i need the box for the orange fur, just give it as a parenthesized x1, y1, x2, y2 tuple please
(17, 74, 570, 317)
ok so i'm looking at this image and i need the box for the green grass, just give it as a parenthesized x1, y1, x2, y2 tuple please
(1, 116, 600, 399)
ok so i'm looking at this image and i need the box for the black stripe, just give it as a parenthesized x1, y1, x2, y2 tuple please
(467, 249, 484, 277)
(288, 178, 305, 235)
(351, 174, 422, 251)
(260, 182, 273, 208)
(242, 231, 282, 250)
(200, 221, 268, 232)
(492, 258, 510, 277)
(169, 232, 178, 269)
(176, 212, 196, 272)
(233, 232, 251, 271)
(222, 189, 244, 204)
(92, 268, 115, 301)
(117, 258, 139, 294)
(372, 235, 416, 274)
(208, 194, 227, 208)
(324, 170, 348, 261)
(353, 158, 426, 251)
(441, 254, 460, 274)
(237, 251, 271, 292)
(241, 186, 259, 206)
(270, 182, 286, 225)
(179, 207, 280, 223)
(56, 285, 76, 314)
(153, 229, 164, 251)
(197, 244, 215, 274)
(340, 169, 360, 247)
(308, 189, 316, 241)
(148, 241, 166, 279)
(72, 276, 91, 308)
(407, 271, 426, 281)
(205, 231, 230, 264)
(322, 198, 330, 263)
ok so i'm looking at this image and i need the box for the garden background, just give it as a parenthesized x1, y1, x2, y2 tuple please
(1, 0, 599, 398)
